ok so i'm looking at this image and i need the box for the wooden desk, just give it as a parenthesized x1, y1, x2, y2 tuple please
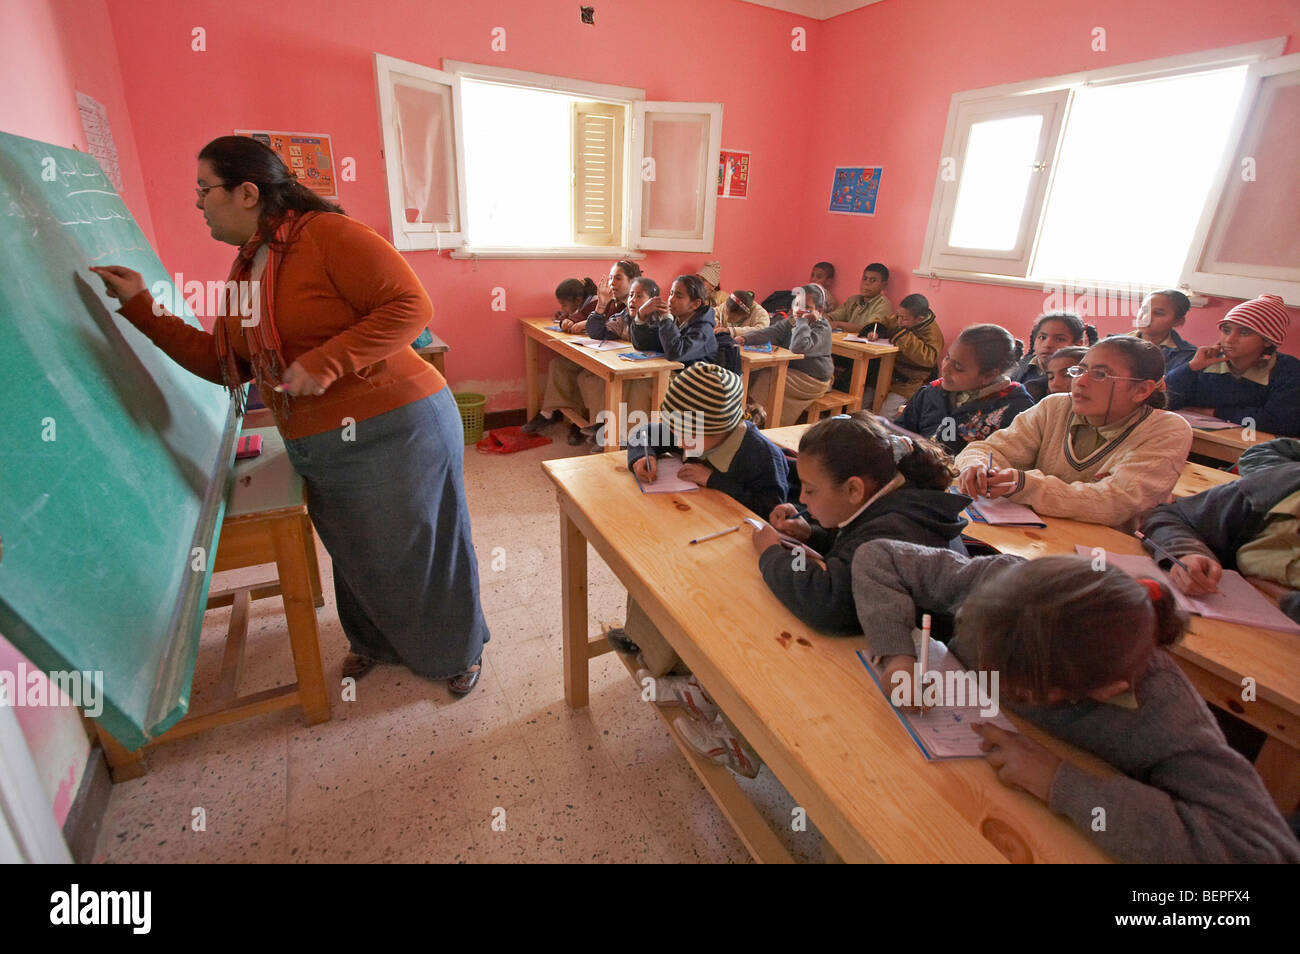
(541, 454, 1112, 863)
(961, 515, 1300, 812)
(95, 427, 331, 781)
(414, 331, 450, 375)
(521, 318, 683, 451)
(830, 333, 899, 414)
(1190, 424, 1277, 464)
(738, 345, 799, 428)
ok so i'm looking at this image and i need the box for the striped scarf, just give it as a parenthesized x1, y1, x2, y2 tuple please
(214, 212, 305, 420)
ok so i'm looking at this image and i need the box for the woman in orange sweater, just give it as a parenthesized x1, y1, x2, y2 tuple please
(90, 136, 489, 694)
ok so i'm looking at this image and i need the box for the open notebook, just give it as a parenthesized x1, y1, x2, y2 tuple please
(1175, 410, 1239, 431)
(857, 637, 1016, 760)
(632, 456, 700, 494)
(964, 495, 1046, 527)
(1075, 547, 1300, 635)
(573, 337, 631, 351)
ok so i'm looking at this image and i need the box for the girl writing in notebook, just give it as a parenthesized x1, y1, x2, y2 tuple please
(751, 412, 969, 634)
(850, 539, 1300, 863)
(955, 336, 1192, 530)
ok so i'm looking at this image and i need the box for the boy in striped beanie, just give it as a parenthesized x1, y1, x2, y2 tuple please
(1166, 294, 1299, 437)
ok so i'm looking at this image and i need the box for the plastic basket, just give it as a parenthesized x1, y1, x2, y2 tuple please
(454, 392, 487, 445)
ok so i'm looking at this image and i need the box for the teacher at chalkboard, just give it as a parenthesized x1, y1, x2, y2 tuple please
(91, 136, 490, 695)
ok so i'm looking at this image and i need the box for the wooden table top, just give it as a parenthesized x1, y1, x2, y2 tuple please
(541, 453, 1112, 863)
(739, 344, 800, 368)
(830, 331, 900, 357)
(520, 316, 683, 377)
(225, 427, 304, 521)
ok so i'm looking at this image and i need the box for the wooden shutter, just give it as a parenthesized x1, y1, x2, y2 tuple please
(572, 102, 624, 247)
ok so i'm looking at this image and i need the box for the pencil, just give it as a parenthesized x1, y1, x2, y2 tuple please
(1133, 530, 1192, 573)
(689, 524, 742, 545)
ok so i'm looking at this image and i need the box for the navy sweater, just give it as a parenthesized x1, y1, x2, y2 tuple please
(758, 485, 970, 634)
(1140, 463, 1300, 574)
(630, 306, 719, 367)
(895, 379, 1034, 455)
(1165, 352, 1300, 437)
(626, 420, 789, 519)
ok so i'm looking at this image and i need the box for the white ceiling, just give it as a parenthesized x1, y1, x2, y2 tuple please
(735, 0, 887, 20)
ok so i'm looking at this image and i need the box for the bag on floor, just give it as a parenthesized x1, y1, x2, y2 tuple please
(476, 426, 552, 454)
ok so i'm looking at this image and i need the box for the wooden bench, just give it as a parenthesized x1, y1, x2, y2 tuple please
(806, 389, 854, 421)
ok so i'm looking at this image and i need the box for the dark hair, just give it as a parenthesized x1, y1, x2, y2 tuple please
(725, 289, 756, 317)
(198, 136, 343, 242)
(555, 277, 597, 304)
(965, 558, 1186, 701)
(798, 410, 955, 491)
(899, 293, 930, 318)
(1045, 345, 1088, 368)
(863, 263, 889, 283)
(956, 324, 1019, 376)
(1091, 335, 1169, 408)
(1030, 311, 1098, 347)
(631, 276, 660, 299)
(673, 274, 710, 311)
(796, 283, 827, 314)
(812, 261, 836, 280)
(1148, 289, 1191, 323)
(613, 260, 642, 281)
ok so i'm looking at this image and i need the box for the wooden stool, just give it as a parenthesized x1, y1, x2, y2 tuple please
(414, 331, 450, 375)
(806, 389, 854, 422)
(95, 427, 332, 781)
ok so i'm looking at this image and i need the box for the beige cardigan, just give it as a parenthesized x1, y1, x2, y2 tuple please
(954, 394, 1193, 529)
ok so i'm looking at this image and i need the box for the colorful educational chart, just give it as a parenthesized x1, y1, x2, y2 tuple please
(829, 166, 882, 216)
(235, 129, 337, 199)
(718, 149, 750, 199)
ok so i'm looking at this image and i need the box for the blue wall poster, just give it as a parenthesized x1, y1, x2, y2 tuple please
(829, 166, 882, 216)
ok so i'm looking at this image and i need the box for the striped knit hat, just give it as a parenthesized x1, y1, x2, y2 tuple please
(1223, 295, 1290, 345)
(660, 363, 743, 436)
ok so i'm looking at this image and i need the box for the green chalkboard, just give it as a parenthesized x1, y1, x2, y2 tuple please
(0, 131, 237, 749)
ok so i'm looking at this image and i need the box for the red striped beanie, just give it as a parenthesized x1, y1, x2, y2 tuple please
(1223, 295, 1290, 345)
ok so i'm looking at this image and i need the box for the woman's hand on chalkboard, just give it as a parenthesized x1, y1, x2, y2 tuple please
(89, 265, 146, 304)
(277, 361, 326, 397)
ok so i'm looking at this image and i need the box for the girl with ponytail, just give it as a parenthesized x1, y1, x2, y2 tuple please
(850, 540, 1300, 863)
(750, 411, 970, 633)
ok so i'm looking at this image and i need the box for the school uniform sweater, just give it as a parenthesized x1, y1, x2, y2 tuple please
(1128, 328, 1197, 375)
(1141, 463, 1300, 579)
(738, 315, 833, 381)
(1165, 352, 1300, 438)
(626, 420, 789, 518)
(758, 482, 970, 634)
(586, 302, 631, 341)
(850, 539, 1300, 864)
(827, 293, 892, 333)
(630, 306, 718, 367)
(717, 301, 771, 336)
(894, 377, 1035, 455)
(883, 311, 944, 400)
(117, 211, 442, 439)
(954, 394, 1192, 529)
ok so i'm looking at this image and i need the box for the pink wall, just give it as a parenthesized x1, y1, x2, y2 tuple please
(0, 0, 160, 824)
(104, 0, 823, 410)
(807, 0, 1300, 357)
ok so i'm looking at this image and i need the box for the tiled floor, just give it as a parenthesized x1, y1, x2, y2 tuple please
(93, 428, 826, 863)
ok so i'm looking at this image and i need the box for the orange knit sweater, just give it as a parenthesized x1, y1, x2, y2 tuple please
(118, 212, 443, 439)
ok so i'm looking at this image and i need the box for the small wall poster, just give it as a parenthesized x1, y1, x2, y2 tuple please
(829, 166, 882, 216)
(718, 149, 750, 199)
(235, 130, 338, 199)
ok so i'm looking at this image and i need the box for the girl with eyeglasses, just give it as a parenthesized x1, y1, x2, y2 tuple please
(955, 336, 1192, 529)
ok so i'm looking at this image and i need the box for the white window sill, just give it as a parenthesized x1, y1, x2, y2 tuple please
(450, 247, 646, 261)
(912, 267, 1208, 307)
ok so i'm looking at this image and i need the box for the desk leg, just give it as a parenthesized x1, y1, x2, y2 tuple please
(560, 509, 590, 708)
(845, 355, 869, 412)
(431, 353, 445, 375)
(525, 335, 540, 420)
(273, 514, 331, 726)
(1255, 737, 1300, 813)
(651, 370, 671, 414)
(602, 375, 621, 452)
(871, 355, 896, 413)
(93, 723, 147, 782)
(769, 364, 788, 429)
(303, 520, 324, 609)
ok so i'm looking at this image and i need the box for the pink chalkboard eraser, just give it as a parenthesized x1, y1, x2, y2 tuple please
(236, 434, 264, 459)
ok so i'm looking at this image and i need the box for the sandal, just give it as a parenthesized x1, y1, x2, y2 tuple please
(341, 653, 377, 679)
(448, 657, 483, 696)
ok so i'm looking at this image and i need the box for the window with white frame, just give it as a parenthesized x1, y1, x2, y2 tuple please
(918, 39, 1299, 307)
(373, 54, 723, 258)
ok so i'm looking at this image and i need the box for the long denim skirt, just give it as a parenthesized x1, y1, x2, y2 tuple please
(283, 387, 490, 679)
